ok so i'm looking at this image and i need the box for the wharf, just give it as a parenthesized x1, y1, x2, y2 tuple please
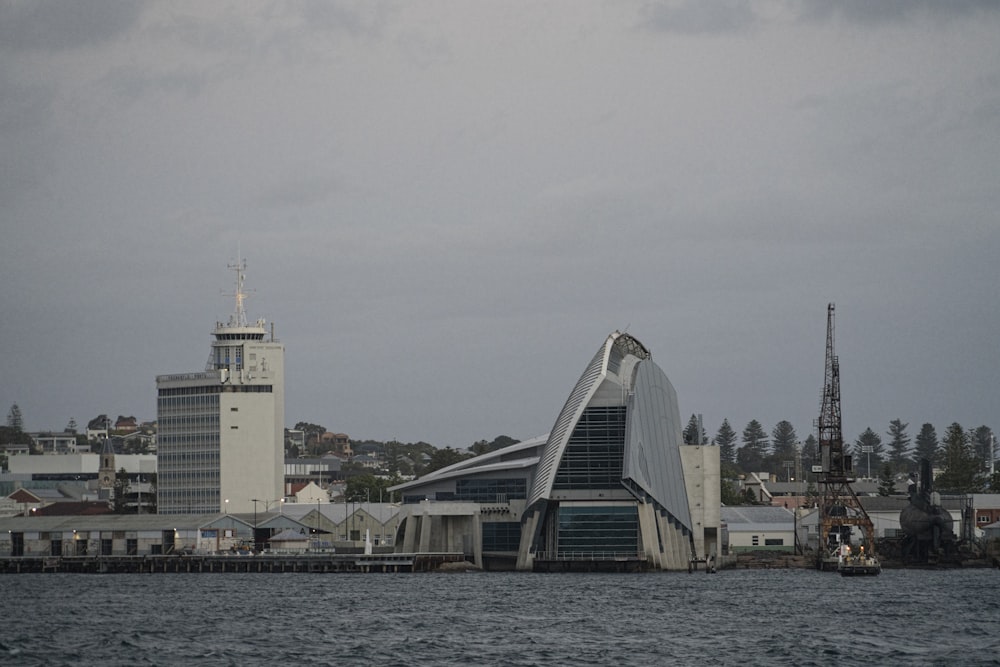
(0, 552, 466, 574)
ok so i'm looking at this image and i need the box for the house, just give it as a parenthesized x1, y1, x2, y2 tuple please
(113, 416, 138, 434)
(266, 528, 313, 552)
(30, 432, 80, 455)
(972, 494, 1000, 534)
(86, 415, 111, 442)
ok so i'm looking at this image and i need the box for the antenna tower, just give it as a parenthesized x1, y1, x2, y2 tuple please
(816, 303, 875, 569)
(224, 254, 253, 327)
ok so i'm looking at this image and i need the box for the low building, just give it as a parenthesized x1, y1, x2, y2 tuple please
(721, 506, 795, 552)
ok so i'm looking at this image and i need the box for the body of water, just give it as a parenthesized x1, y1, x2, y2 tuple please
(2, 568, 998, 666)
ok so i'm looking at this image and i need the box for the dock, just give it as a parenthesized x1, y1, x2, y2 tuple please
(0, 552, 466, 574)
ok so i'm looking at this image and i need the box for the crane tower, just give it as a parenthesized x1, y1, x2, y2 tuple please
(816, 304, 875, 569)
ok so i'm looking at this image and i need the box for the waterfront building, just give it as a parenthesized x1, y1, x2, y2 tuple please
(156, 259, 284, 514)
(390, 331, 721, 571)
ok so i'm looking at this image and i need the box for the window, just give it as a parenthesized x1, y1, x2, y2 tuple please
(752, 535, 759, 546)
(553, 406, 626, 490)
(482, 522, 521, 552)
(557, 505, 638, 555)
(764, 538, 784, 546)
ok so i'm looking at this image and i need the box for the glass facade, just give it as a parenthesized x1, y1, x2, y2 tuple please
(482, 522, 521, 552)
(454, 478, 527, 502)
(552, 406, 626, 490)
(556, 505, 639, 555)
(157, 389, 221, 514)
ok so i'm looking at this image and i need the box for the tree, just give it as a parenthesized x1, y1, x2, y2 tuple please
(6, 404, 23, 432)
(470, 435, 519, 456)
(423, 447, 474, 475)
(936, 422, 985, 493)
(877, 463, 898, 496)
(769, 420, 798, 479)
(800, 434, 819, 474)
(853, 428, 884, 478)
(344, 473, 404, 503)
(736, 420, 769, 473)
(720, 479, 742, 506)
(914, 423, 939, 466)
(970, 426, 995, 471)
(886, 419, 912, 474)
(112, 468, 131, 513)
(713, 419, 738, 465)
(683, 415, 706, 445)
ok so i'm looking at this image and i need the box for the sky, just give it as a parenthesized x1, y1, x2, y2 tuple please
(1, 0, 998, 451)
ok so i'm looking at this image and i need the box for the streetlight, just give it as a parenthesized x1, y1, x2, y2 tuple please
(251, 498, 261, 552)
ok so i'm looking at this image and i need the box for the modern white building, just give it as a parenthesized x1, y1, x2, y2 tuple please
(156, 258, 284, 515)
(391, 331, 720, 571)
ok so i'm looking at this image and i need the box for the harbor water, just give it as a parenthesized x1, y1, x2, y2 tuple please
(2, 568, 998, 666)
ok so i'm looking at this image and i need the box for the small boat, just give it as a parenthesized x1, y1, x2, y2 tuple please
(836, 544, 881, 577)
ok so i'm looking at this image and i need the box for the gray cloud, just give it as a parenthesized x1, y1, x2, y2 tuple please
(796, 0, 1000, 24)
(638, 1, 758, 34)
(0, 0, 146, 53)
(2, 1, 998, 449)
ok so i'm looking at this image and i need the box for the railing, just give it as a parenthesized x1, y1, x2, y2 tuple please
(534, 551, 646, 562)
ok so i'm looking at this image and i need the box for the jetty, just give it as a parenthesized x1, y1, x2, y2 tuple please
(0, 551, 466, 574)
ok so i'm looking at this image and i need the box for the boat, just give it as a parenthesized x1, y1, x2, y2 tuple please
(836, 543, 881, 577)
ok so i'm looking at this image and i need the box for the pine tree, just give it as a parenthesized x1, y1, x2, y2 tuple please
(770, 420, 799, 480)
(6, 404, 23, 432)
(970, 426, 994, 471)
(683, 414, 706, 445)
(853, 428, 884, 478)
(936, 422, 985, 493)
(877, 463, 898, 496)
(713, 419, 738, 465)
(737, 420, 769, 473)
(886, 419, 912, 473)
(801, 434, 819, 473)
(914, 423, 938, 466)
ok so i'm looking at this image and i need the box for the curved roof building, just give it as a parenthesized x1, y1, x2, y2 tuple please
(391, 331, 720, 571)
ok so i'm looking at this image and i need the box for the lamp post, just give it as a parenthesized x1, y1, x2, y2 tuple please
(251, 498, 260, 552)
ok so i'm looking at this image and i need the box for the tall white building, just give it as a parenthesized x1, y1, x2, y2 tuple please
(156, 259, 284, 514)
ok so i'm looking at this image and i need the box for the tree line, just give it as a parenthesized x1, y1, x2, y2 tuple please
(684, 415, 999, 495)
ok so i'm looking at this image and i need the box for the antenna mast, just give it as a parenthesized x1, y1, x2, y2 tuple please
(224, 253, 252, 327)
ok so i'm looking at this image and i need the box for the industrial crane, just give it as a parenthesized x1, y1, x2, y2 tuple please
(815, 304, 876, 570)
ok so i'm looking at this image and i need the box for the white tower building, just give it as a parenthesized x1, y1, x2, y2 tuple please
(156, 258, 285, 514)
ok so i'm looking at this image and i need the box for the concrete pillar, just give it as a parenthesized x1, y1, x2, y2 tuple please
(516, 513, 539, 571)
(402, 513, 418, 553)
(472, 514, 483, 569)
(637, 504, 661, 569)
(418, 512, 432, 553)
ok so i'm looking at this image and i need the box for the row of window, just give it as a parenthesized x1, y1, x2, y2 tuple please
(553, 406, 626, 490)
(482, 522, 521, 551)
(557, 505, 638, 554)
(158, 385, 272, 397)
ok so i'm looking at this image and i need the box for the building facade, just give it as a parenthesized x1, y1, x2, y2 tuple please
(391, 331, 720, 571)
(156, 259, 284, 514)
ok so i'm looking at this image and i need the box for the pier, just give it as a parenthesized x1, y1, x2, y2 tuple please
(0, 552, 466, 574)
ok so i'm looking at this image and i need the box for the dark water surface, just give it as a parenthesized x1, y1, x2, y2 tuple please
(2, 568, 998, 666)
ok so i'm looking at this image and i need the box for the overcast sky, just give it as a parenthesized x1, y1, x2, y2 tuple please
(2, 1, 998, 451)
